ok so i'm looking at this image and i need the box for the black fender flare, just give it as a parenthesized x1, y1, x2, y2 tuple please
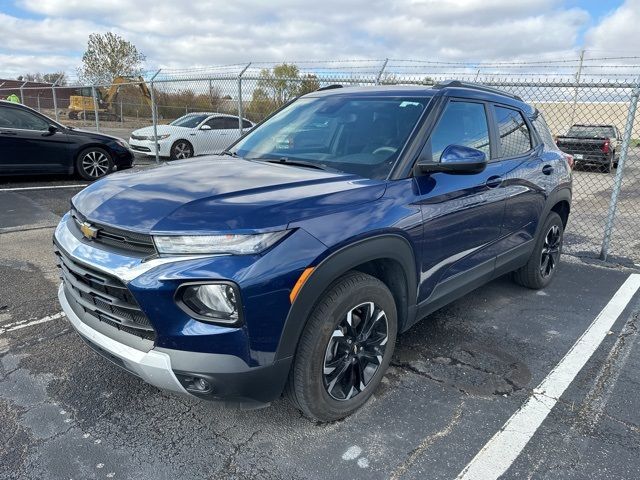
(274, 234, 418, 361)
(535, 185, 571, 239)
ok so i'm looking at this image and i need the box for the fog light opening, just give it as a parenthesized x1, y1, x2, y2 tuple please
(181, 375, 213, 394)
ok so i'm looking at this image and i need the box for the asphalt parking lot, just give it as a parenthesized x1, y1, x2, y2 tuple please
(2, 172, 640, 480)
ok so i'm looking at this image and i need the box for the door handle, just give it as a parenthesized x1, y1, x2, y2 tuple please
(542, 165, 554, 175)
(485, 175, 503, 188)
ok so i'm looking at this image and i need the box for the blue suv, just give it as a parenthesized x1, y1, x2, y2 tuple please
(54, 81, 571, 421)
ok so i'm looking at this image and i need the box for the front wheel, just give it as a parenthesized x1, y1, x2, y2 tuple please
(76, 147, 113, 181)
(285, 271, 397, 421)
(513, 212, 564, 289)
(170, 140, 193, 160)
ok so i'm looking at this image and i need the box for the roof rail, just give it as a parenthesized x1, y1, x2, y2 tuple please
(433, 80, 523, 102)
(315, 84, 343, 92)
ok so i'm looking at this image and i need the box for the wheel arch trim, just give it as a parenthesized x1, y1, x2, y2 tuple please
(274, 233, 418, 361)
(536, 185, 571, 238)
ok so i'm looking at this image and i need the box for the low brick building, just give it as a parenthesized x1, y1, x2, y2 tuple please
(0, 79, 75, 110)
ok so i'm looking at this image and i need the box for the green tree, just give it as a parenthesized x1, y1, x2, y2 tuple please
(78, 32, 146, 84)
(247, 64, 320, 121)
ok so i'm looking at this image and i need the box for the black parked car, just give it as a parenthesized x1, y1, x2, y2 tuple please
(0, 100, 134, 180)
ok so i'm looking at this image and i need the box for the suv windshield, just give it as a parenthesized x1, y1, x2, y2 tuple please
(170, 114, 209, 128)
(567, 125, 616, 138)
(232, 96, 429, 179)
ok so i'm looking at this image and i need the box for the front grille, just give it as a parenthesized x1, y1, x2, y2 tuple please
(131, 145, 151, 152)
(55, 246, 156, 341)
(70, 209, 156, 255)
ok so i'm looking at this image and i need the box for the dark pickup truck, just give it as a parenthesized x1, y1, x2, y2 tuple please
(556, 124, 621, 173)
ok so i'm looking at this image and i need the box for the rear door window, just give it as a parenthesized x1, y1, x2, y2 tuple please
(205, 117, 227, 130)
(494, 106, 532, 157)
(221, 117, 240, 129)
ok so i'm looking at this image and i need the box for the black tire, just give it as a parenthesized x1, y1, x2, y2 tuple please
(513, 212, 564, 290)
(76, 147, 114, 181)
(601, 154, 613, 173)
(285, 271, 397, 421)
(170, 140, 194, 160)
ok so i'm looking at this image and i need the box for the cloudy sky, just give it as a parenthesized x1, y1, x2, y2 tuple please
(0, 0, 638, 79)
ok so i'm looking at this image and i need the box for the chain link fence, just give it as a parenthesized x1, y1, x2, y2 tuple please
(2, 58, 639, 265)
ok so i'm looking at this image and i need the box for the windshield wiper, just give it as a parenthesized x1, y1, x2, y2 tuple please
(260, 157, 330, 171)
(220, 150, 239, 157)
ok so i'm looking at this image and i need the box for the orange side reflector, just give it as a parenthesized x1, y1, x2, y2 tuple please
(290, 267, 315, 303)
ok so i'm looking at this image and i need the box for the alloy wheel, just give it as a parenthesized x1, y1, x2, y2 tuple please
(81, 150, 110, 179)
(173, 142, 192, 159)
(540, 224, 561, 278)
(323, 302, 389, 401)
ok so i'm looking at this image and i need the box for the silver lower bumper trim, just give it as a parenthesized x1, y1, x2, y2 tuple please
(59, 284, 187, 395)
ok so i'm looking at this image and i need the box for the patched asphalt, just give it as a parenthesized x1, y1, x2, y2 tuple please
(1, 179, 640, 480)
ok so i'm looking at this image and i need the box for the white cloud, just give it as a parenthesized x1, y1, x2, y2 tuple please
(0, 0, 631, 80)
(585, 0, 640, 57)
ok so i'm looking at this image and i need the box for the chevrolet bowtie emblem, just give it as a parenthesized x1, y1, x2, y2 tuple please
(80, 222, 99, 240)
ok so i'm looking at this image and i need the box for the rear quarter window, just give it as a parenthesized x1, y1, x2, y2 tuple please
(531, 113, 557, 149)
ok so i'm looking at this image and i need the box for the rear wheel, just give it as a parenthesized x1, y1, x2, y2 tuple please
(170, 140, 193, 160)
(76, 147, 113, 181)
(513, 212, 563, 290)
(285, 271, 397, 421)
(601, 154, 613, 173)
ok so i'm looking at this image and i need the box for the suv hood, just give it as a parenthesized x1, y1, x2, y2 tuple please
(72, 157, 386, 233)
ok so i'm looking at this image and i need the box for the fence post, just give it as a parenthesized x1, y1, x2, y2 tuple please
(237, 62, 251, 134)
(149, 69, 162, 164)
(91, 85, 100, 132)
(570, 49, 585, 125)
(37, 95, 41, 112)
(19, 81, 27, 104)
(599, 77, 640, 261)
(51, 74, 63, 122)
(120, 99, 123, 125)
(375, 58, 389, 85)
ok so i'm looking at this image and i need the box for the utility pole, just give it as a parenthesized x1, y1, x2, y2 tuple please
(570, 49, 585, 126)
(149, 69, 162, 164)
(237, 63, 251, 134)
(375, 58, 389, 85)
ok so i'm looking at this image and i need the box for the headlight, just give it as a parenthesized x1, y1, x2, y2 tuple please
(151, 134, 171, 140)
(153, 231, 289, 255)
(179, 283, 240, 324)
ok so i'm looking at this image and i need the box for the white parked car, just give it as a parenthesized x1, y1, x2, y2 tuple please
(129, 113, 253, 159)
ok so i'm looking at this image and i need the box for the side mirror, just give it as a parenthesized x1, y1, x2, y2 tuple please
(44, 124, 58, 136)
(200, 124, 212, 131)
(417, 144, 487, 174)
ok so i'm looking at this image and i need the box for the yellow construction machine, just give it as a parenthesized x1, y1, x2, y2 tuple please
(68, 76, 153, 121)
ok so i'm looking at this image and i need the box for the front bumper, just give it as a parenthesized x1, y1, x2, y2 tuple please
(59, 283, 187, 394)
(59, 283, 291, 405)
(129, 138, 171, 157)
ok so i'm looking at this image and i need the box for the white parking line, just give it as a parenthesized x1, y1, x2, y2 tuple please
(0, 312, 66, 335)
(456, 273, 640, 480)
(0, 184, 88, 192)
